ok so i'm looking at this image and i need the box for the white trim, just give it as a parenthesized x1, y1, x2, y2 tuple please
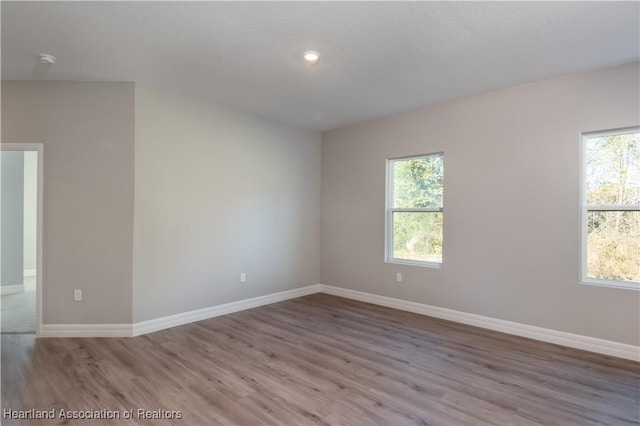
(34, 282, 639, 361)
(585, 205, 639, 211)
(1, 284, 25, 295)
(38, 286, 321, 338)
(23, 269, 36, 278)
(132, 285, 321, 336)
(39, 285, 321, 338)
(39, 324, 132, 338)
(1, 143, 44, 335)
(392, 208, 443, 213)
(386, 258, 442, 269)
(583, 125, 640, 138)
(582, 277, 640, 291)
(318, 284, 640, 362)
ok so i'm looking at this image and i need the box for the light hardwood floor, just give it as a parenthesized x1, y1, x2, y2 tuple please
(2, 293, 639, 425)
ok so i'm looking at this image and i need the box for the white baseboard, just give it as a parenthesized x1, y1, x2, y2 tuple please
(37, 283, 639, 361)
(39, 324, 132, 338)
(1, 284, 25, 295)
(40, 285, 321, 338)
(23, 269, 36, 278)
(132, 284, 321, 336)
(319, 284, 640, 362)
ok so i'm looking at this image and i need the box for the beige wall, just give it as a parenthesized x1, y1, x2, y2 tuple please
(2, 81, 320, 326)
(321, 62, 640, 346)
(133, 85, 321, 322)
(1, 82, 135, 324)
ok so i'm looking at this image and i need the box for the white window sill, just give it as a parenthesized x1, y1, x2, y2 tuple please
(580, 278, 639, 291)
(386, 258, 442, 269)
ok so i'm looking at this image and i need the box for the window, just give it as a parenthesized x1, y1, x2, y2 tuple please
(581, 127, 639, 290)
(386, 153, 443, 267)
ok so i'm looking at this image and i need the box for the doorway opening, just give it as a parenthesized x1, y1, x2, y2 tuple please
(1, 144, 43, 335)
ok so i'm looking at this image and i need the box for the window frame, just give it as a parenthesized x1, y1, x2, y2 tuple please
(580, 126, 640, 291)
(385, 152, 444, 269)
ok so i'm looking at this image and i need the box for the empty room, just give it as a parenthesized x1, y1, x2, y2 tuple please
(1, 1, 639, 425)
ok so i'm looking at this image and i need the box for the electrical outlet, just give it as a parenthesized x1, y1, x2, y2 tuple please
(74, 289, 82, 301)
(396, 272, 402, 282)
(240, 273, 246, 283)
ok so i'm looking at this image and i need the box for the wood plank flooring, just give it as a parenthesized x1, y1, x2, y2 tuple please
(2, 293, 639, 425)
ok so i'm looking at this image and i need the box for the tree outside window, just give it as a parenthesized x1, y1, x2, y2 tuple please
(387, 153, 443, 267)
(583, 128, 639, 289)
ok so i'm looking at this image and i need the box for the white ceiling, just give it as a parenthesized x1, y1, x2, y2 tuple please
(2, 1, 639, 131)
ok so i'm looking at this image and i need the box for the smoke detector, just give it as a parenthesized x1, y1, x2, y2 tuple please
(39, 54, 56, 65)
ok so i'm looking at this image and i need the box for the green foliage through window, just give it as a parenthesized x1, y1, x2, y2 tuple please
(393, 156, 443, 209)
(584, 130, 639, 284)
(586, 133, 639, 205)
(393, 212, 443, 263)
(389, 153, 444, 265)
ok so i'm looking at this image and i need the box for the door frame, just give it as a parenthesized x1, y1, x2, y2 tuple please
(1, 143, 44, 336)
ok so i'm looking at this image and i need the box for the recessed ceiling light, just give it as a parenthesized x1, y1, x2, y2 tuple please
(39, 53, 56, 65)
(303, 51, 320, 65)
